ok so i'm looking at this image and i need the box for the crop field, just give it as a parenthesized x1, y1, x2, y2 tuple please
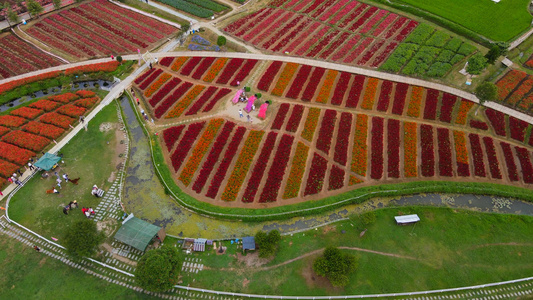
(393, 0, 532, 41)
(157, 0, 229, 18)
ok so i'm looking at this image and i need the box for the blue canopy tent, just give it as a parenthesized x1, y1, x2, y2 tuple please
(34, 153, 61, 171)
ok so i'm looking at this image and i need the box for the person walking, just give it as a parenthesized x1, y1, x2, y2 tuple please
(239, 109, 243, 118)
(56, 178, 62, 189)
(62, 173, 69, 183)
(28, 162, 34, 171)
(247, 115, 251, 122)
(63, 206, 69, 215)
(33, 245, 41, 252)
(53, 187, 60, 194)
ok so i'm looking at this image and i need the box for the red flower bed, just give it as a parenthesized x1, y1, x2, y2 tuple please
(230, 60, 258, 86)
(333, 112, 352, 166)
(506, 78, 533, 106)
(420, 124, 435, 177)
(263, 15, 305, 50)
(482, 137, 502, 179)
(40, 112, 74, 129)
(73, 97, 99, 108)
(295, 26, 329, 56)
(394, 20, 418, 42)
(383, 17, 408, 39)
(259, 134, 294, 202)
(360, 10, 388, 34)
(331, 34, 361, 61)
(437, 128, 453, 177)
(469, 134, 486, 177)
(469, 120, 489, 130)
(372, 13, 398, 36)
(331, 72, 351, 106)
(500, 142, 519, 181)
(160, 57, 174, 67)
(57, 104, 86, 118)
(509, 117, 529, 142)
(328, 165, 345, 191)
(370, 117, 384, 180)
(423, 89, 439, 120)
(350, 7, 379, 31)
(328, 1, 358, 25)
(10, 107, 43, 120)
(439, 93, 457, 123)
(185, 87, 219, 116)
(170, 122, 206, 171)
(156, 82, 193, 118)
(193, 122, 236, 194)
(224, 8, 268, 33)
(345, 75, 365, 108)
(0, 159, 20, 178)
(319, 0, 349, 21)
(343, 37, 373, 63)
(485, 108, 507, 136)
(285, 105, 304, 132)
(135, 68, 155, 85)
(27, 27, 83, 58)
(0, 141, 35, 166)
(180, 57, 202, 76)
(48, 93, 79, 104)
(29, 100, 62, 112)
(139, 69, 163, 90)
(242, 9, 286, 40)
(285, 22, 321, 53)
(22, 121, 65, 139)
(303, 0, 326, 14)
(357, 40, 385, 65)
(271, 19, 313, 52)
(241, 131, 277, 202)
(391, 82, 408, 115)
(64, 61, 120, 75)
(206, 127, 247, 199)
(0, 70, 61, 95)
(202, 88, 232, 112)
(376, 80, 393, 111)
(370, 41, 398, 67)
(2, 130, 50, 152)
(76, 90, 96, 98)
(338, 4, 369, 28)
(496, 70, 527, 100)
(162, 125, 185, 152)
(387, 118, 400, 178)
(149, 78, 182, 107)
(271, 103, 290, 130)
(0, 115, 28, 128)
(304, 152, 328, 196)
(453, 131, 469, 177)
(306, 30, 341, 58)
(257, 61, 283, 92)
(0, 126, 9, 137)
(316, 109, 337, 155)
(319, 32, 351, 59)
(515, 147, 533, 184)
(301, 67, 326, 101)
(286, 65, 312, 99)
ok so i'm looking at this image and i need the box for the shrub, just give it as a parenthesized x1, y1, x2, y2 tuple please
(425, 31, 450, 47)
(255, 230, 281, 258)
(444, 38, 462, 52)
(484, 45, 501, 64)
(64, 220, 104, 257)
(457, 43, 476, 56)
(404, 23, 434, 44)
(467, 53, 488, 75)
(187, 0, 227, 12)
(427, 62, 452, 77)
(313, 247, 357, 287)
(217, 35, 226, 46)
(436, 50, 454, 63)
(135, 246, 181, 292)
(380, 43, 419, 72)
(450, 54, 466, 65)
(157, 0, 213, 18)
(475, 82, 498, 102)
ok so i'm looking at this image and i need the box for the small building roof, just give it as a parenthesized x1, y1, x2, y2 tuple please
(193, 238, 207, 252)
(114, 214, 162, 251)
(242, 236, 255, 250)
(34, 153, 62, 171)
(394, 214, 420, 225)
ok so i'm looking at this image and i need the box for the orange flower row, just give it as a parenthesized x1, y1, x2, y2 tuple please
(203, 58, 228, 82)
(361, 77, 379, 110)
(271, 63, 299, 96)
(351, 114, 368, 176)
(406, 86, 424, 117)
(315, 70, 338, 103)
(165, 85, 206, 118)
(349, 175, 363, 186)
(454, 100, 474, 125)
(179, 119, 224, 186)
(404, 122, 417, 177)
(221, 130, 265, 201)
(283, 142, 309, 199)
(170, 57, 189, 72)
(301, 107, 320, 141)
(144, 73, 172, 97)
(0, 71, 61, 94)
(453, 130, 468, 164)
(64, 61, 120, 75)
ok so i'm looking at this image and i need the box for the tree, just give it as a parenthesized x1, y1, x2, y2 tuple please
(313, 246, 357, 287)
(7, 6, 19, 26)
(466, 54, 488, 75)
(217, 35, 226, 47)
(116, 56, 123, 64)
(484, 45, 501, 64)
(64, 219, 104, 257)
(135, 246, 181, 292)
(255, 230, 281, 258)
(52, 0, 62, 9)
(25, 0, 43, 19)
(475, 82, 498, 103)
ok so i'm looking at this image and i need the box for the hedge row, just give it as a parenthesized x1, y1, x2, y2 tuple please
(158, 0, 214, 18)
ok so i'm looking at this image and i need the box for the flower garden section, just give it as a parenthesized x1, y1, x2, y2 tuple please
(135, 56, 533, 221)
(495, 69, 533, 117)
(0, 90, 102, 186)
(374, 0, 532, 42)
(20, 0, 178, 61)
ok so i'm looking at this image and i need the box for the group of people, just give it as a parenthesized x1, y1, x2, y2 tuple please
(62, 200, 95, 218)
(81, 207, 95, 218)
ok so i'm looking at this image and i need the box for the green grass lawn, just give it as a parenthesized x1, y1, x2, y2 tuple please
(8, 102, 121, 242)
(393, 0, 532, 41)
(187, 207, 533, 295)
(0, 236, 150, 299)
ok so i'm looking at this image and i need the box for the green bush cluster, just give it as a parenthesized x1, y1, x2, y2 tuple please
(158, 0, 214, 18)
(381, 24, 476, 78)
(187, 0, 228, 12)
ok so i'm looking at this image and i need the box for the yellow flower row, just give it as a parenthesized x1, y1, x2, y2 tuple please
(406, 86, 424, 118)
(453, 130, 469, 164)
(203, 58, 228, 83)
(171, 57, 188, 72)
(283, 142, 309, 199)
(144, 73, 171, 97)
(165, 85, 205, 119)
(271, 63, 299, 96)
(404, 122, 418, 177)
(315, 70, 338, 103)
(351, 114, 368, 176)
(361, 77, 379, 110)
(454, 100, 474, 125)
(301, 107, 321, 142)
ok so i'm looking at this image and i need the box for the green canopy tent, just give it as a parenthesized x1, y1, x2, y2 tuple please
(114, 214, 165, 252)
(34, 153, 62, 171)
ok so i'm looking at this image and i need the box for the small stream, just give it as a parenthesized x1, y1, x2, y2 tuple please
(119, 97, 533, 239)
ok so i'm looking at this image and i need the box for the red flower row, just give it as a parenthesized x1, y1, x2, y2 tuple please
(333, 112, 352, 166)
(271, 19, 312, 52)
(344, 37, 373, 63)
(206, 127, 246, 199)
(376, 80, 393, 111)
(360, 10, 388, 34)
(135, 68, 156, 85)
(271, 103, 290, 130)
(74, 97, 99, 109)
(387, 119, 400, 178)
(48, 93, 79, 104)
(286, 65, 312, 99)
(259, 134, 294, 202)
(0, 70, 61, 94)
(242, 9, 284, 40)
(2, 130, 50, 152)
(301, 67, 325, 101)
(496, 70, 526, 100)
(485, 108, 507, 136)
(170, 122, 206, 172)
(469, 120, 489, 130)
(331, 72, 351, 106)
(181, 57, 202, 76)
(482, 137, 502, 179)
(295, 26, 328, 56)
(159, 82, 196, 118)
(57, 104, 86, 118)
(216, 59, 244, 85)
(149, 78, 182, 107)
(241, 132, 277, 202)
(423, 89, 439, 120)
(331, 34, 361, 61)
(328, 165, 345, 191)
(346, 75, 365, 108)
(469, 134, 486, 177)
(0, 141, 35, 166)
(306, 29, 339, 58)
(304, 152, 328, 196)
(515, 147, 533, 184)
(160, 57, 174, 67)
(370, 41, 398, 68)
(40, 112, 74, 129)
(0, 126, 9, 137)
(257, 61, 283, 92)
(372, 13, 398, 36)
(328, 1, 358, 25)
(391, 82, 408, 115)
(0, 115, 28, 128)
(437, 128, 453, 177)
(10, 107, 43, 120)
(509, 117, 529, 142)
(139, 69, 163, 90)
(0, 159, 19, 178)
(22, 121, 65, 139)
(192, 58, 216, 80)
(285, 22, 320, 53)
(500, 142, 519, 181)
(285, 104, 304, 132)
(439, 93, 457, 123)
(370, 116, 384, 180)
(358, 40, 385, 65)
(230, 60, 258, 86)
(319, 0, 349, 21)
(193, 122, 236, 193)
(394, 20, 418, 42)
(202, 88, 231, 113)
(29, 100, 61, 112)
(316, 109, 337, 154)
(264, 15, 304, 50)
(185, 86, 218, 116)
(163, 125, 185, 152)
(420, 124, 435, 177)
